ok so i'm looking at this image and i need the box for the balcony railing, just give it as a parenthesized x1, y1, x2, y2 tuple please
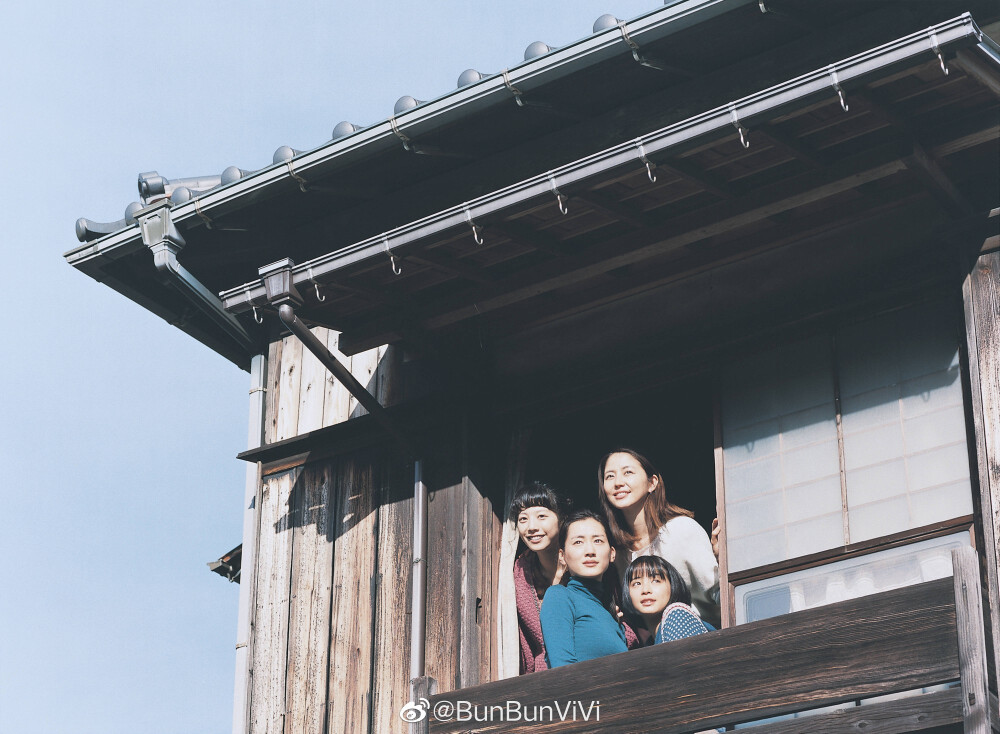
(416, 548, 995, 734)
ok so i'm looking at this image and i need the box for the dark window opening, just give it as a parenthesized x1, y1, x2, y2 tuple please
(521, 373, 717, 536)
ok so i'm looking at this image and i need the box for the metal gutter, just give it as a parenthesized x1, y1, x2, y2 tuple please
(65, 0, 752, 267)
(137, 201, 256, 355)
(220, 14, 985, 315)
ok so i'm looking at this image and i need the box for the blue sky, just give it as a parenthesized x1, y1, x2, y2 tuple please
(0, 1, 666, 731)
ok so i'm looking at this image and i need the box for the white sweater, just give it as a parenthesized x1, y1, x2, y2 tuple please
(630, 516, 721, 628)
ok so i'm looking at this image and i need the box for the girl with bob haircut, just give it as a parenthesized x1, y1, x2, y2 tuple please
(539, 509, 630, 668)
(622, 555, 712, 645)
(599, 448, 721, 628)
(497, 481, 571, 675)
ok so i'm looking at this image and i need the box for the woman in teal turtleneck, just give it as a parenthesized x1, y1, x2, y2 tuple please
(540, 509, 628, 667)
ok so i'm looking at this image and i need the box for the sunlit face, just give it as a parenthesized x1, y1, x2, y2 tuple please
(560, 517, 616, 579)
(628, 571, 672, 619)
(516, 506, 560, 553)
(602, 452, 658, 511)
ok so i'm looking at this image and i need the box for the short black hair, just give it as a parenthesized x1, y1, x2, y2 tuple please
(506, 481, 569, 524)
(620, 555, 691, 616)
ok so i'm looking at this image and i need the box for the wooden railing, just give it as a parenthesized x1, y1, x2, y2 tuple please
(417, 547, 996, 734)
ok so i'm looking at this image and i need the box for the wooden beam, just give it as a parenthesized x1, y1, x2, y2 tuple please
(428, 578, 962, 733)
(488, 221, 575, 259)
(660, 156, 737, 199)
(571, 190, 654, 229)
(952, 547, 992, 733)
(961, 241, 1000, 701)
(903, 142, 976, 218)
(409, 252, 493, 285)
(757, 123, 827, 168)
(955, 48, 1000, 100)
(338, 141, 913, 355)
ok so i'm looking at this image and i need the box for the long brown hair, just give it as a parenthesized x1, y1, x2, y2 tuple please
(597, 448, 694, 551)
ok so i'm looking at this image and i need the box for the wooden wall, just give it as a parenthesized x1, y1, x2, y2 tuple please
(243, 327, 500, 733)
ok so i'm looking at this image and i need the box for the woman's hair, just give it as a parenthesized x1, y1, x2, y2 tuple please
(557, 508, 610, 549)
(620, 555, 691, 616)
(507, 481, 570, 524)
(597, 448, 694, 550)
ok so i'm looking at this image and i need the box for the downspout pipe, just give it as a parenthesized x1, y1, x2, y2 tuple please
(410, 459, 428, 691)
(276, 303, 414, 455)
(276, 303, 429, 693)
(137, 201, 256, 355)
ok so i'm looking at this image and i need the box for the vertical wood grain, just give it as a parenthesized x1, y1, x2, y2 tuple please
(349, 348, 379, 419)
(249, 468, 298, 734)
(273, 335, 303, 442)
(322, 330, 353, 428)
(712, 390, 734, 629)
(295, 327, 328, 434)
(284, 462, 334, 733)
(263, 338, 284, 445)
(371, 461, 414, 734)
(952, 546, 991, 733)
(326, 455, 379, 734)
(962, 248, 1000, 690)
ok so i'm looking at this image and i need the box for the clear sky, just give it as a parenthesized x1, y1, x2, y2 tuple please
(0, 1, 668, 731)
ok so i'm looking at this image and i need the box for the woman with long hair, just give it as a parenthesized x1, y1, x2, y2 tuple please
(598, 448, 721, 628)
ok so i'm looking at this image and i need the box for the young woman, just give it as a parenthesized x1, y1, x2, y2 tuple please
(539, 509, 629, 668)
(501, 482, 570, 675)
(623, 555, 711, 645)
(599, 448, 721, 628)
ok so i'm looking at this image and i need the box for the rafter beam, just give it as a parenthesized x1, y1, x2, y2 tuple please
(757, 124, 827, 168)
(572, 191, 655, 229)
(660, 158, 736, 199)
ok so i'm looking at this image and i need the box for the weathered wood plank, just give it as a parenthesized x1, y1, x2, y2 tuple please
(424, 440, 465, 694)
(249, 468, 299, 734)
(731, 687, 963, 734)
(284, 462, 334, 733)
(273, 335, 303, 442)
(961, 247, 1000, 691)
(295, 326, 328, 434)
(263, 338, 283, 445)
(327, 454, 379, 734)
(428, 578, 961, 734)
(321, 329, 352, 428)
(349, 348, 379, 419)
(952, 547, 991, 733)
(372, 461, 415, 734)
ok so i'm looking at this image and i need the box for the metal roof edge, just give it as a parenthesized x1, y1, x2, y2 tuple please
(219, 13, 984, 313)
(66, 0, 752, 268)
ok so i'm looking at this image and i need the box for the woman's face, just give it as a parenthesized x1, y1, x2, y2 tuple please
(602, 452, 658, 512)
(560, 517, 616, 579)
(516, 506, 560, 553)
(628, 571, 672, 618)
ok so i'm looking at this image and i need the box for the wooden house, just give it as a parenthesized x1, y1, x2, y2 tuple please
(68, 1, 1000, 732)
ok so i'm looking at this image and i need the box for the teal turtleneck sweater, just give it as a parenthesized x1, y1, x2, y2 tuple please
(539, 576, 627, 668)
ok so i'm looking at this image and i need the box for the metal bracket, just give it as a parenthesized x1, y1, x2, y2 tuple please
(729, 105, 750, 149)
(308, 267, 326, 302)
(548, 173, 568, 215)
(929, 32, 949, 75)
(244, 285, 263, 324)
(829, 66, 849, 112)
(384, 236, 402, 275)
(636, 139, 657, 183)
(502, 68, 525, 108)
(464, 205, 484, 245)
(618, 20, 665, 71)
(286, 159, 309, 192)
(389, 114, 414, 150)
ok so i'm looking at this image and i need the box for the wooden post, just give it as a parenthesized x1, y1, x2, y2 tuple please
(409, 676, 437, 734)
(952, 547, 991, 734)
(961, 238, 1000, 691)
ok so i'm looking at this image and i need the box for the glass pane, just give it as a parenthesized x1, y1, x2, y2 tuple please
(722, 335, 841, 572)
(838, 302, 972, 543)
(735, 532, 970, 624)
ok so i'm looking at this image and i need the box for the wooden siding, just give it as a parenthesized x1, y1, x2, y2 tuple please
(263, 327, 398, 444)
(245, 330, 500, 733)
